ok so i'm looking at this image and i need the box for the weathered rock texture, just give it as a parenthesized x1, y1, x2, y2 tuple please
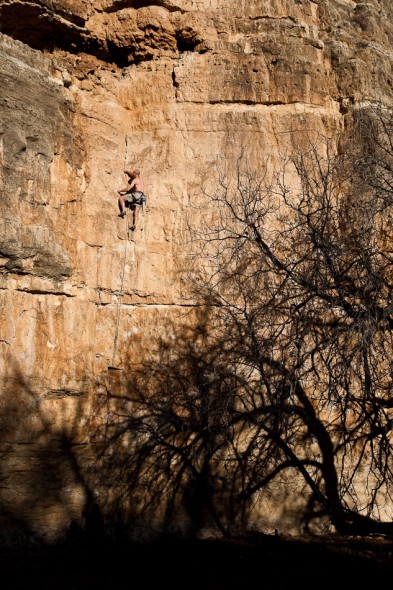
(1, 0, 393, 543)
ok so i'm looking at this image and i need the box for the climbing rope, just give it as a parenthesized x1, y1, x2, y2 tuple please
(109, 215, 130, 369)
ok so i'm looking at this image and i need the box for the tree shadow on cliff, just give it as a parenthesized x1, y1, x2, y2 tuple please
(88, 305, 247, 540)
(0, 359, 100, 549)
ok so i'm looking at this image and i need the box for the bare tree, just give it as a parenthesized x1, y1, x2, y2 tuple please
(186, 109, 393, 536)
(88, 107, 393, 541)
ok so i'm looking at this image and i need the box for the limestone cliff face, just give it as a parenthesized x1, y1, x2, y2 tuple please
(1, 0, 393, 542)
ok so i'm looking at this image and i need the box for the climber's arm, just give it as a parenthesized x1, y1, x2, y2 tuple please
(117, 179, 133, 195)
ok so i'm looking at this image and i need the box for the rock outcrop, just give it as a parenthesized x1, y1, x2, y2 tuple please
(1, 0, 393, 543)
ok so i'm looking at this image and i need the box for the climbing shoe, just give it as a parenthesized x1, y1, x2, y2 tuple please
(119, 212, 126, 218)
(130, 224, 136, 231)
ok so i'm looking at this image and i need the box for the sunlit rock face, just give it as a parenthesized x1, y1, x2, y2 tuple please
(1, 0, 393, 542)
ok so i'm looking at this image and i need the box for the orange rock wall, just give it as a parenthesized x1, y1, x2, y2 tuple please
(1, 0, 393, 541)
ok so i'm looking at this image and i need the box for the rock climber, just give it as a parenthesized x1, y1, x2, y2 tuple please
(117, 168, 146, 230)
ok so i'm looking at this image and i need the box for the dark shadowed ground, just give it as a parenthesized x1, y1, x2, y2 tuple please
(0, 533, 392, 590)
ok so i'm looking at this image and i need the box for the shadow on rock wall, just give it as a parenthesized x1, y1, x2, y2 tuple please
(1, 306, 393, 590)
